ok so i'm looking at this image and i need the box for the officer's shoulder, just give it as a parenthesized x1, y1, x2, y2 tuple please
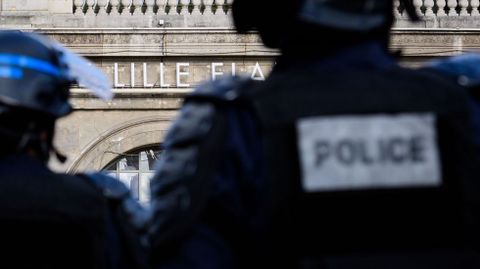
(187, 76, 254, 103)
(80, 172, 131, 200)
(163, 77, 255, 148)
(397, 65, 460, 87)
(53, 173, 105, 199)
(409, 67, 468, 97)
(395, 66, 471, 111)
(22, 172, 106, 219)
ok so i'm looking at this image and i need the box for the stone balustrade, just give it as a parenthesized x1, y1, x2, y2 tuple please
(3, 0, 480, 28)
(68, 0, 480, 17)
(394, 0, 480, 17)
(2, 0, 480, 18)
(67, 0, 480, 28)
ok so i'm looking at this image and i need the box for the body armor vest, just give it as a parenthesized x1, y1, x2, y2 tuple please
(246, 65, 480, 268)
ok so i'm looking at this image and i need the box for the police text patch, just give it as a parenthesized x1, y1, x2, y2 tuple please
(297, 114, 441, 192)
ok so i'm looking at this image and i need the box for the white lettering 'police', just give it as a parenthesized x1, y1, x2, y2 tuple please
(297, 114, 441, 192)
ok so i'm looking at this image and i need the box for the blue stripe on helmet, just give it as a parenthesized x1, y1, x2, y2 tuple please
(0, 53, 61, 77)
(0, 66, 23, 79)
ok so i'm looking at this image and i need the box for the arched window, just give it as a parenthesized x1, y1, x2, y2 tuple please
(104, 147, 161, 204)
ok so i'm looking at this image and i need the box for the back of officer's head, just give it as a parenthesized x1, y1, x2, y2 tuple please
(0, 108, 55, 159)
(0, 31, 71, 159)
(233, 0, 394, 54)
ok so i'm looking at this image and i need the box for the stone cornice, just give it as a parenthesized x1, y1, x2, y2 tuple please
(392, 28, 480, 57)
(35, 28, 276, 57)
(30, 27, 480, 58)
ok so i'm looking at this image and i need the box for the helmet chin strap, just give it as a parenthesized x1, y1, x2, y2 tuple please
(16, 122, 37, 155)
(16, 122, 67, 164)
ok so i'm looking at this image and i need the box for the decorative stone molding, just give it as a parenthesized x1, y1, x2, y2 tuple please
(36, 28, 480, 62)
(40, 28, 274, 57)
(65, 115, 173, 173)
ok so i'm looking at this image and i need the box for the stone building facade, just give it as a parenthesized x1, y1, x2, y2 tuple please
(2, 0, 480, 199)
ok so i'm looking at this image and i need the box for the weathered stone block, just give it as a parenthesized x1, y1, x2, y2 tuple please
(0, 15, 32, 27)
(3, 0, 48, 11)
(48, 0, 72, 14)
(438, 16, 480, 28)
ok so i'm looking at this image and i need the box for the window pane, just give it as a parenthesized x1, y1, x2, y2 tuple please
(119, 173, 140, 200)
(102, 147, 161, 204)
(139, 173, 154, 204)
(118, 155, 139, 171)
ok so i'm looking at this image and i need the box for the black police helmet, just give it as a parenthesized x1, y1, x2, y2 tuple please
(0, 31, 73, 119)
(233, 0, 419, 48)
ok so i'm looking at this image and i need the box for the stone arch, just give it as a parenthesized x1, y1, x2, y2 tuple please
(67, 116, 172, 173)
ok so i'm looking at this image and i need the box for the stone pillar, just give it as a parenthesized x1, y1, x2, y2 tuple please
(48, 0, 73, 13)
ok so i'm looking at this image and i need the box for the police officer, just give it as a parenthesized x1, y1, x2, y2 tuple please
(152, 0, 480, 268)
(0, 31, 152, 269)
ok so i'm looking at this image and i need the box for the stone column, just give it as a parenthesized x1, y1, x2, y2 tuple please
(48, 0, 73, 14)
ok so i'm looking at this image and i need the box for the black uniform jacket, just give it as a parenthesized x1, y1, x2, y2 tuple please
(0, 154, 111, 269)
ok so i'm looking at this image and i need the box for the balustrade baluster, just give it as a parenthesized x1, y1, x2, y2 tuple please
(170, 0, 179, 14)
(157, 0, 167, 14)
(86, 0, 96, 15)
(424, 0, 435, 16)
(225, 0, 233, 15)
(110, 0, 121, 14)
(472, 0, 480, 15)
(121, 0, 132, 14)
(191, 0, 202, 14)
(413, 0, 423, 16)
(96, 0, 109, 15)
(459, 0, 469, 15)
(203, 0, 214, 15)
(74, 0, 86, 14)
(447, 0, 458, 16)
(133, 0, 144, 14)
(436, 0, 447, 16)
(218, 0, 226, 14)
(145, 0, 155, 13)
(180, 0, 190, 14)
